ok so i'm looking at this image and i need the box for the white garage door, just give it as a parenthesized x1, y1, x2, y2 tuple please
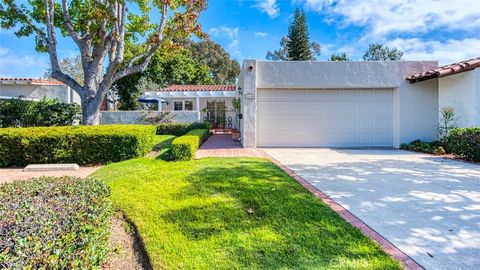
(257, 88, 394, 147)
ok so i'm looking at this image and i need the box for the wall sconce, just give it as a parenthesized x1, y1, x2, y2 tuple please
(237, 86, 243, 95)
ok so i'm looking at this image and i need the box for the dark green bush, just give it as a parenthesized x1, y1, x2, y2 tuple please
(171, 129, 209, 161)
(400, 140, 445, 155)
(156, 122, 211, 136)
(0, 176, 112, 269)
(446, 128, 480, 162)
(0, 125, 157, 167)
(0, 97, 80, 127)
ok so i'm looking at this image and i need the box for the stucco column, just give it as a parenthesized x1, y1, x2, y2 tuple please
(157, 98, 162, 112)
(196, 96, 200, 121)
(241, 60, 257, 148)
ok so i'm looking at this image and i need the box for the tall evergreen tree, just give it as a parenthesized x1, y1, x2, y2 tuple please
(287, 9, 315, 61)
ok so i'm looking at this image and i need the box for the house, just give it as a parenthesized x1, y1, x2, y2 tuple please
(237, 58, 480, 148)
(0, 78, 81, 104)
(138, 85, 238, 128)
(407, 58, 480, 128)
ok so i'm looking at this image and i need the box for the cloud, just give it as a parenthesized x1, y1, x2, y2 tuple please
(254, 32, 268, 38)
(0, 48, 49, 78)
(385, 38, 480, 65)
(254, 0, 280, 18)
(300, 0, 480, 38)
(209, 26, 242, 58)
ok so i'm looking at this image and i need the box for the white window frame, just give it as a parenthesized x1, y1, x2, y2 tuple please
(173, 101, 183, 111)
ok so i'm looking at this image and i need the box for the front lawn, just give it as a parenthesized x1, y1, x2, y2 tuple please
(92, 157, 401, 269)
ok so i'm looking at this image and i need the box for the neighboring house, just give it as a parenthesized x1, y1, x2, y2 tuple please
(139, 85, 238, 128)
(237, 58, 480, 149)
(407, 58, 480, 128)
(0, 78, 80, 104)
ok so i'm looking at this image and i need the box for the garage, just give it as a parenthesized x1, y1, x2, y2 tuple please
(256, 88, 394, 147)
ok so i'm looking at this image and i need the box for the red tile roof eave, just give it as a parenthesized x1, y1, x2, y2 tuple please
(159, 84, 237, 92)
(0, 78, 64, 86)
(407, 57, 480, 83)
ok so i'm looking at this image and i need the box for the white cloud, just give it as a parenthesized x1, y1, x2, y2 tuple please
(385, 38, 480, 65)
(254, 0, 280, 18)
(209, 26, 242, 58)
(301, 0, 480, 38)
(254, 32, 268, 38)
(0, 48, 49, 78)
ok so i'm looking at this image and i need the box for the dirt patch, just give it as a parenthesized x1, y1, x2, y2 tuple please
(103, 213, 152, 270)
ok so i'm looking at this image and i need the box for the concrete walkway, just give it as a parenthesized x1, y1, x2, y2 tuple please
(0, 166, 101, 185)
(196, 135, 266, 158)
(264, 148, 480, 270)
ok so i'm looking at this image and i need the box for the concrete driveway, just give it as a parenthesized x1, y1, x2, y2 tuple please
(264, 148, 480, 270)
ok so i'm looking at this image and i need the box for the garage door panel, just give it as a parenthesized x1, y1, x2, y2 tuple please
(257, 88, 394, 147)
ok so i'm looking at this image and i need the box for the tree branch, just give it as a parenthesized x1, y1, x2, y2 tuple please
(43, 0, 83, 96)
(111, 1, 168, 83)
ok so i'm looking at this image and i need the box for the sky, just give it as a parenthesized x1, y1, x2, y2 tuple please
(1, 0, 480, 78)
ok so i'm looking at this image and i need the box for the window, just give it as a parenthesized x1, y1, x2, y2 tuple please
(174, 101, 183, 111)
(184, 101, 193, 111)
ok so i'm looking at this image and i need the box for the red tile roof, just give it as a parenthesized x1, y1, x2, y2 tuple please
(160, 85, 236, 92)
(0, 78, 64, 85)
(407, 57, 480, 83)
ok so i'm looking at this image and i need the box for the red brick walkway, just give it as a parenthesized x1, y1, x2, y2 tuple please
(196, 135, 266, 158)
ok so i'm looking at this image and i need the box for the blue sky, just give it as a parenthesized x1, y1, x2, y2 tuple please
(1, 0, 479, 78)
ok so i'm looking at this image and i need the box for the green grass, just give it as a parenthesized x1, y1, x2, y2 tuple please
(92, 157, 401, 270)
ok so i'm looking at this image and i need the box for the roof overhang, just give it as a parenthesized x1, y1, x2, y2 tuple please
(407, 57, 480, 84)
(142, 90, 237, 98)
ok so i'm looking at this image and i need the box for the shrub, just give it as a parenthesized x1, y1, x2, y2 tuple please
(0, 97, 80, 127)
(0, 177, 112, 269)
(156, 122, 211, 136)
(0, 125, 157, 167)
(446, 128, 480, 162)
(400, 140, 445, 155)
(171, 129, 209, 161)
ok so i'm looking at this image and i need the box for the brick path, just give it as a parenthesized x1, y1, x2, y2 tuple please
(196, 135, 266, 158)
(0, 166, 101, 185)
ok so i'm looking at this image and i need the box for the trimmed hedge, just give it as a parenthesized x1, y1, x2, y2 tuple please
(447, 127, 480, 162)
(171, 129, 210, 161)
(0, 125, 157, 167)
(0, 177, 112, 269)
(156, 122, 211, 136)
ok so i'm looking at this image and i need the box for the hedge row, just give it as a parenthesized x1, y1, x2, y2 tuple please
(172, 129, 210, 161)
(447, 127, 480, 162)
(0, 177, 112, 269)
(0, 125, 157, 167)
(156, 122, 211, 136)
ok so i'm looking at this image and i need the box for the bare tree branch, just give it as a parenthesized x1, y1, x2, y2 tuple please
(43, 0, 83, 95)
(111, 1, 168, 83)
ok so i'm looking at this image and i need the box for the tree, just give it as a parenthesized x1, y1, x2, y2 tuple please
(0, 0, 206, 124)
(330, 52, 350, 61)
(266, 9, 320, 61)
(363, 43, 404, 61)
(114, 48, 213, 110)
(186, 40, 240, 85)
(44, 55, 83, 84)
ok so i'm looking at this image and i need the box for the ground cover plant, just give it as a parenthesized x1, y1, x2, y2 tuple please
(0, 177, 112, 269)
(0, 125, 156, 166)
(92, 157, 401, 269)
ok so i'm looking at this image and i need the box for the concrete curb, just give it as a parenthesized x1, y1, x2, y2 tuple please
(262, 151, 424, 270)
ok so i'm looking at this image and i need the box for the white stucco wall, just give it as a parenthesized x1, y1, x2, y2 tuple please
(439, 69, 479, 127)
(239, 60, 439, 148)
(0, 83, 81, 104)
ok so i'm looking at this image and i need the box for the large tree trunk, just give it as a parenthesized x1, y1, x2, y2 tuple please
(82, 100, 102, 125)
(81, 89, 104, 125)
